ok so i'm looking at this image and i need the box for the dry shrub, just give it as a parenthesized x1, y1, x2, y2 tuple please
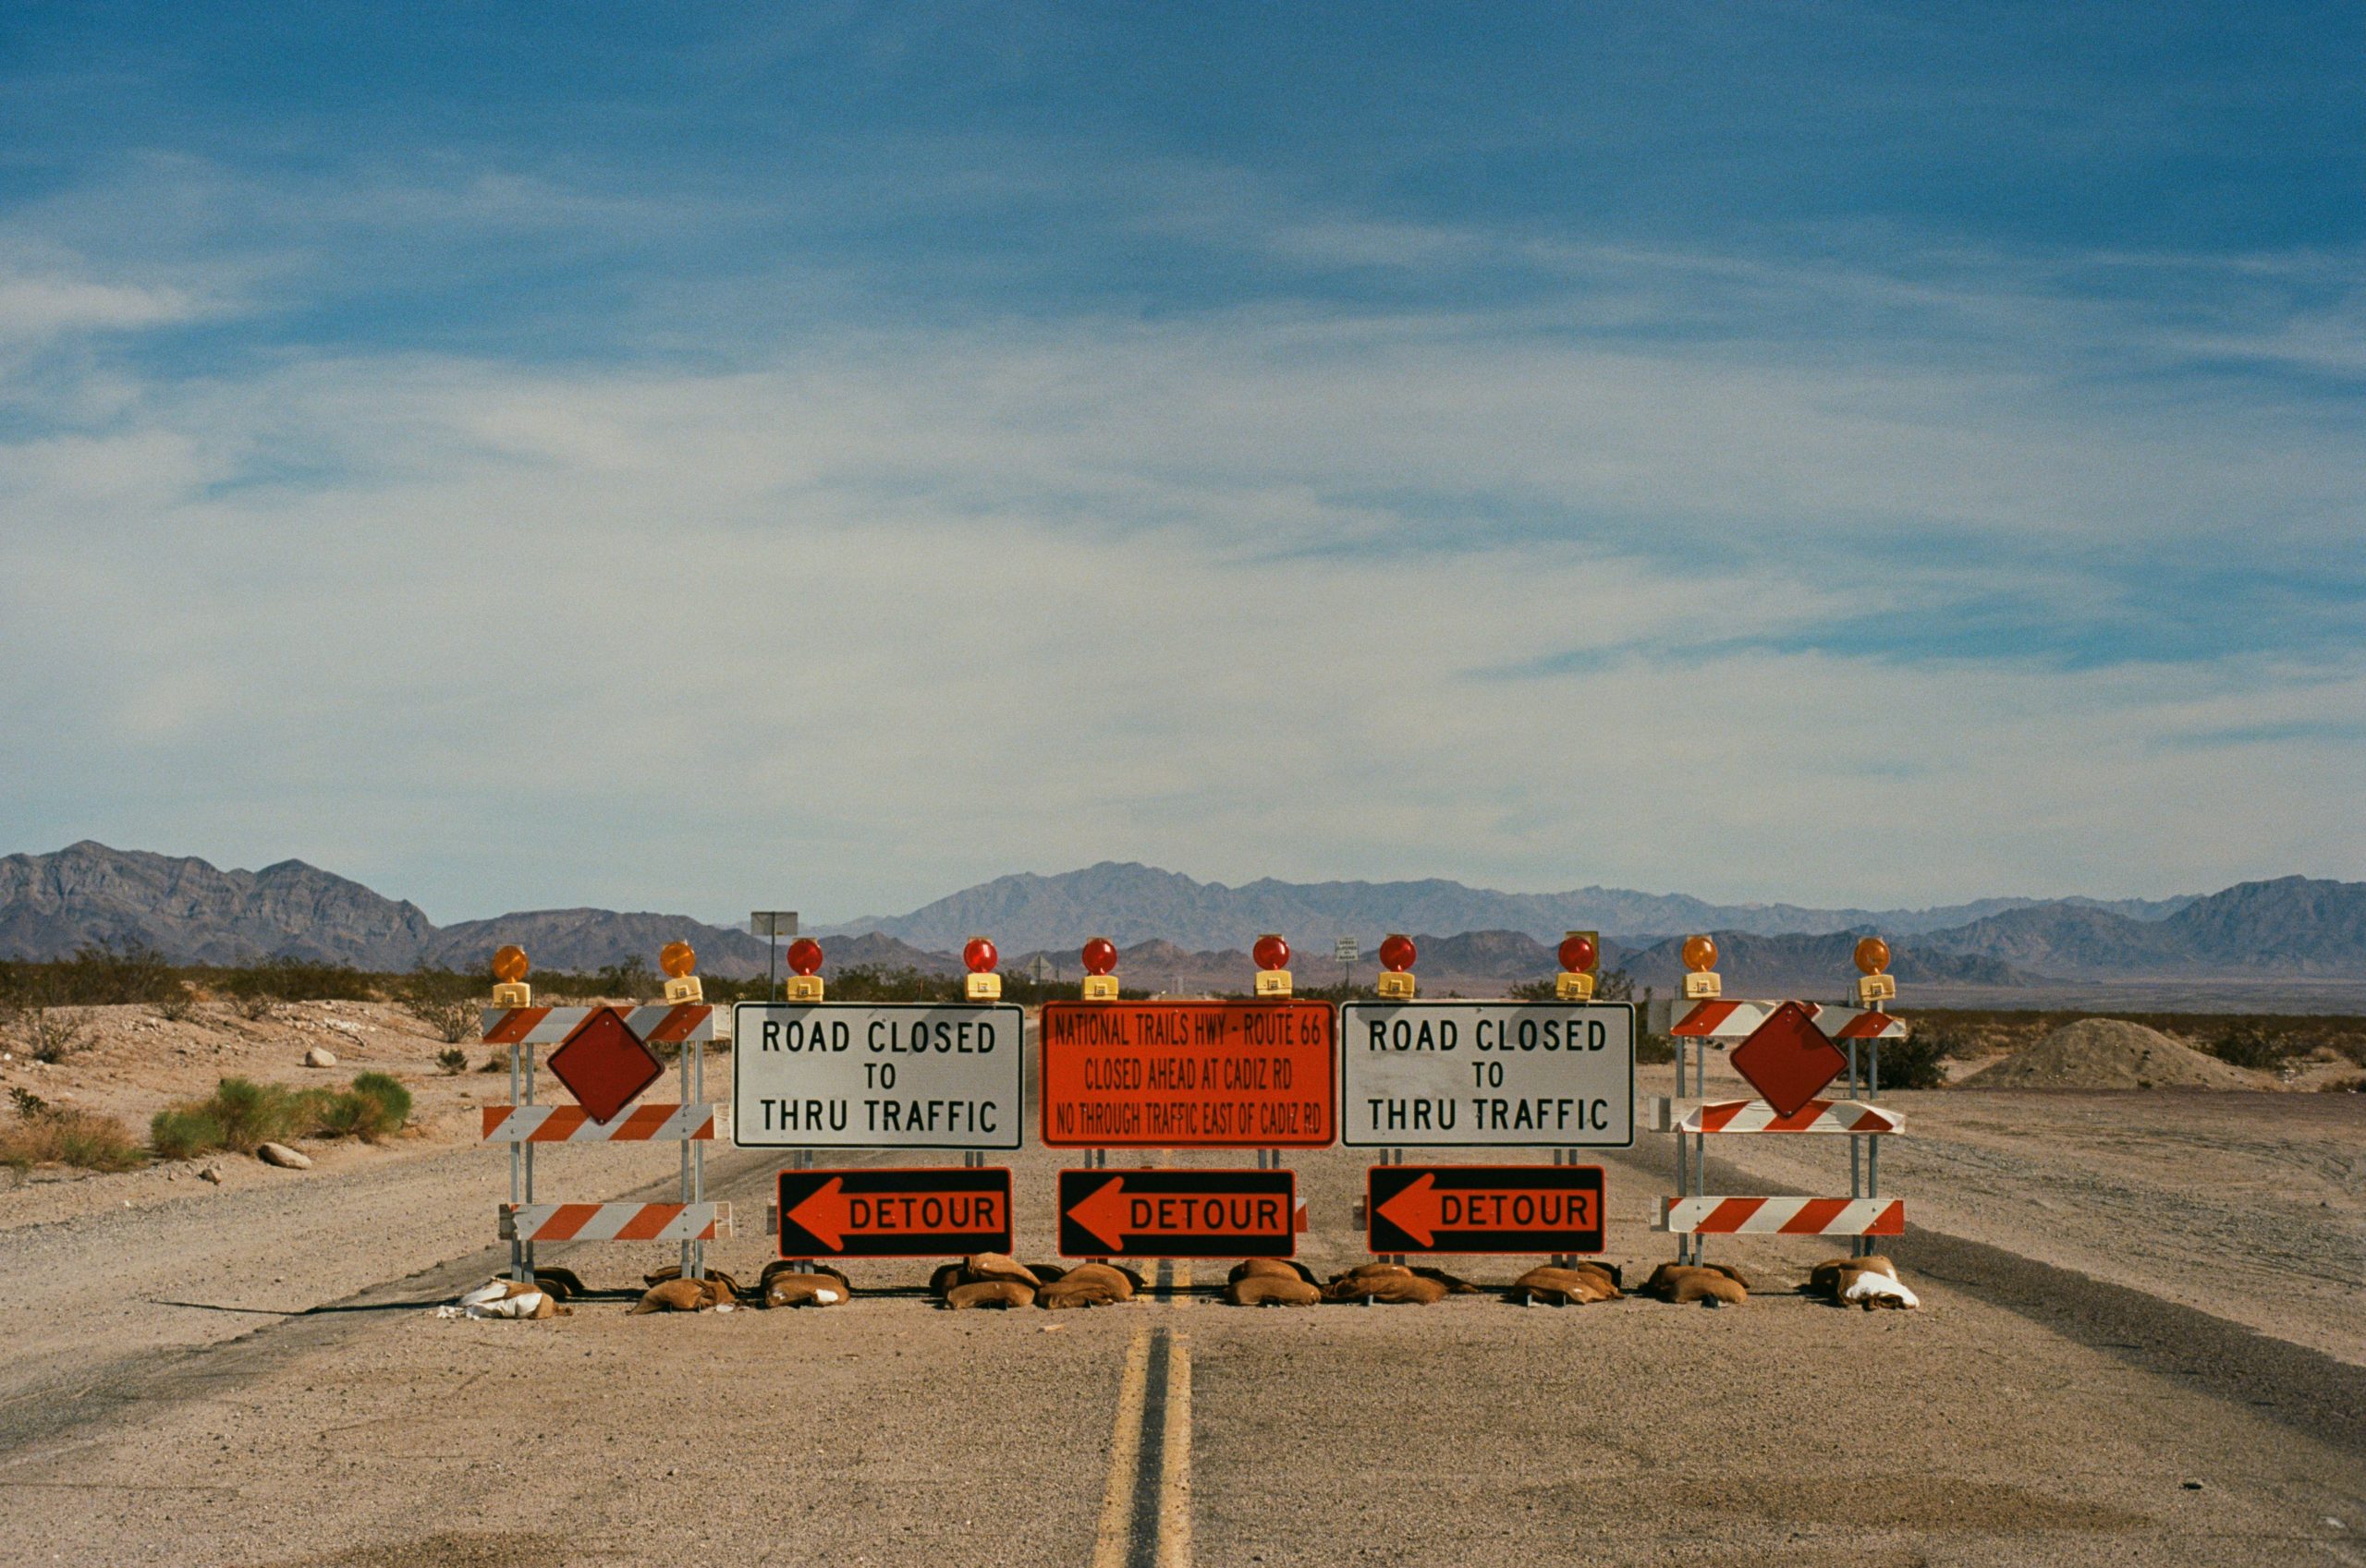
(5, 1089, 141, 1174)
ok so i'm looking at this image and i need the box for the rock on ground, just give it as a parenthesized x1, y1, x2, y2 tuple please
(256, 1142, 313, 1170)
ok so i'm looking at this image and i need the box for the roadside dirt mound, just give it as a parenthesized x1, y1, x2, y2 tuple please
(1961, 1017, 2261, 1090)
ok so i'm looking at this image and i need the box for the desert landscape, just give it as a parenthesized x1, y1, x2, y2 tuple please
(7, 10, 2360, 1563)
(2, 954, 2360, 1564)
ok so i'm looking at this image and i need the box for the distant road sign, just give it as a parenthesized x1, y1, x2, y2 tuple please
(774, 1167, 1012, 1258)
(1038, 1000, 1335, 1148)
(1335, 937, 1359, 963)
(1337, 1001, 1635, 1149)
(1367, 1164, 1605, 1254)
(1057, 1168, 1296, 1257)
(750, 911, 799, 939)
(731, 1003, 1025, 1149)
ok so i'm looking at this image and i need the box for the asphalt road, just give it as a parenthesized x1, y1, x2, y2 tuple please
(3, 1030, 2361, 1567)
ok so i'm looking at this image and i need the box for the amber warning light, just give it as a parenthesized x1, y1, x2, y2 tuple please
(659, 939, 702, 1003)
(491, 943, 531, 1007)
(1680, 933, 1721, 1001)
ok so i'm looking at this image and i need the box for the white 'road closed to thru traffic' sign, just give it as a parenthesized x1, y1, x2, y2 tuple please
(731, 1003, 1025, 1149)
(1339, 1001, 1636, 1149)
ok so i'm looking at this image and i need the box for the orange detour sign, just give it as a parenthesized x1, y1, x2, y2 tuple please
(774, 1167, 1012, 1258)
(1038, 999, 1335, 1148)
(1057, 1168, 1297, 1257)
(1367, 1165, 1605, 1254)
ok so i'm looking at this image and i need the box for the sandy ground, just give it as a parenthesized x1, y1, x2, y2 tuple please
(1643, 1054, 2366, 1366)
(2, 1006, 2362, 1563)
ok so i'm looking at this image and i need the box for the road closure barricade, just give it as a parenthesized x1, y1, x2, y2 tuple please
(479, 944, 732, 1289)
(1650, 936, 1909, 1264)
(750, 936, 1025, 1272)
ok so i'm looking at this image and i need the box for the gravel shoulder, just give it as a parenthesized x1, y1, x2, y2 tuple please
(1636, 1058, 2366, 1365)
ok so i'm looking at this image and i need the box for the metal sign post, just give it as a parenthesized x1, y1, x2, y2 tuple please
(751, 912, 798, 1003)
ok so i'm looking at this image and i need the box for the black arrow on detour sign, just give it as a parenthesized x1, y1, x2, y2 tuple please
(1056, 1168, 1296, 1258)
(775, 1167, 1012, 1258)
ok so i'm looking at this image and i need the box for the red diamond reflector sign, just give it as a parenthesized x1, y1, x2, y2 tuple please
(1729, 1001, 1847, 1119)
(546, 1005, 664, 1124)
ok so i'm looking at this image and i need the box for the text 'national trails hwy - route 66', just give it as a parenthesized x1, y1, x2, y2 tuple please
(1039, 1000, 1335, 1148)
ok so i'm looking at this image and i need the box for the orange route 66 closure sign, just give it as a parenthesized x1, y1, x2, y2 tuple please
(1038, 999, 1335, 1148)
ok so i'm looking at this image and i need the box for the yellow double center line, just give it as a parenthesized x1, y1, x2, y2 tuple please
(1091, 1297, 1193, 1565)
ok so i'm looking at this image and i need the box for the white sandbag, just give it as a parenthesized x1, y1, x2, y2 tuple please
(1843, 1271, 1920, 1308)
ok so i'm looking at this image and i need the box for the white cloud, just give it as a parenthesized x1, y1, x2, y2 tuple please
(0, 285, 2359, 922)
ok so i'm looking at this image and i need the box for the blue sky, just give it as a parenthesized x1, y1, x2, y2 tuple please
(0, 3, 2359, 924)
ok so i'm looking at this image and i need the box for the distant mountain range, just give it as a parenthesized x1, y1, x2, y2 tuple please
(820, 861, 2195, 952)
(1, 842, 2359, 991)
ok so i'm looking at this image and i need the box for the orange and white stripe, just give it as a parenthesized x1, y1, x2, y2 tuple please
(1677, 1098, 1903, 1136)
(480, 1103, 729, 1143)
(498, 1202, 733, 1243)
(1654, 1196, 1903, 1235)
(479, 1003, 725, 1045)
(1669, 1001, 1905, 1041)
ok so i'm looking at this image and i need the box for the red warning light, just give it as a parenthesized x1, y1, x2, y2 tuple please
(1558, 933, 1598, 974)
(1253, 933, 1290, 972)
(963, 936, 999, 974)
(1080, 936, 1117, 977)
(787, 938, 824, 977)
(1378, 933, 1417, 972)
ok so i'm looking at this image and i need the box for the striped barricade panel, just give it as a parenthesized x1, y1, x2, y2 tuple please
(1669, 1001, 1905, 1041)
(1670, 1001, 1769, 1039)
(499, 1202, 734, 1243)
(480, 1103, 730, 1143)
(1654, 1197, 1904, 1235)
(480, 1003, 726, 1046)
(1680, 1099, 1904, 1136)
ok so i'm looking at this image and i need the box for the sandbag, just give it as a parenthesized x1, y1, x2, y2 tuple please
(1643, 1262, 1747, 1307)
(1809, 1255, 1919, 1310)
(1228, 1258, 1317, 1285)
(961, 1252, 1040, 1288)
(763, 1271, 852, 1308)
(628, 1277, 736, 1314)
(1226, 1274, 1322, 1307)
(945, 1280, 1036, 1310)
(1512, 1264, 1620, 1305)
(1324, 1272, 1450, 1305)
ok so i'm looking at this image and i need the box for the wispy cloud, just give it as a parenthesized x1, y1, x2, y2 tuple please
(0, 5, 2357, 919)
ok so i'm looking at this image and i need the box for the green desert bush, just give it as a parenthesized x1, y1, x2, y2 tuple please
(2206, 1025, 2301, 1072)
(346, 1071, 412, 1132)
(150, 1071, 413, 1158)
(149, 1107, 230, 1161)
(1874, 1034, 1950, 1091)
